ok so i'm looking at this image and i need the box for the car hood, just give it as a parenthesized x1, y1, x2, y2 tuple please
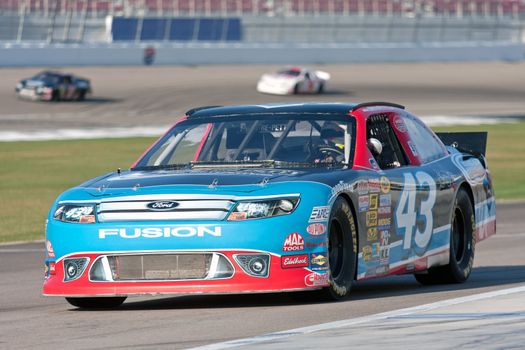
(22, 80, 45, 88)
(261, 74, 296, 83)
(76, 167, 345, 197)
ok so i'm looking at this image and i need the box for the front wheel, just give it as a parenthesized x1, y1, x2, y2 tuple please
(320, 197, 357, 300)
(414, 188, 475, 285)
(66, 297, 127, 309)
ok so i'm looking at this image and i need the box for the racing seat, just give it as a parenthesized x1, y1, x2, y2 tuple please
(224, 128, 275, 161)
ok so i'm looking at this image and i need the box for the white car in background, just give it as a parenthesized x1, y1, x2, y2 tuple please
(257, 67, 330, 95)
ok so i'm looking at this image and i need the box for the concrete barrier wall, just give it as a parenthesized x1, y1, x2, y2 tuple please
(0, 41, 523, 67)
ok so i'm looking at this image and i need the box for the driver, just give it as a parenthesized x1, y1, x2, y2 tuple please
(315, 122, 345, 163)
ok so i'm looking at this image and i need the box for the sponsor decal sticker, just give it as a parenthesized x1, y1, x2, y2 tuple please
(98, 226, 221, 239)
(367, 227, 378, 241)
(306, 223, 326, 236)
(46, 240, 55, 258)
(369, 193, 378, 210)
(283, 232, 305, 252)
(281, 254, 309, 269)
(305, 240, 328, 249)
(357, 181, 369, 195)
(228, 212, 248, 221)
(358, 195, 369, 212)
(309, 206, 330, 222)
(407, 141, 418, 156)
(393, 117, 407, 133)
(379, 194, 391, 207)
(380, 230, 391, 262)
(362, 246, 372, 262)
(372, 243, 381, 258)
(378, 217, 391, 227)
(369, 158, 379, 170)
(375, 265, 388, 275)
(366, 211, 378, 227)
(310, 253, 328, 271)
(305, 272, 329, 287)
(368, 178, 380, 192)
(378, 206, 391, 215)
(332, 181, 353, 197)
(380, 177, 391, 193)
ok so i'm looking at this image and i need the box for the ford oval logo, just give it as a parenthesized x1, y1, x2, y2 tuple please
(146, 201, 179, 211)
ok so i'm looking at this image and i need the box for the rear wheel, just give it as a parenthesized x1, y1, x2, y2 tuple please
(414, 188, 475, 285)
(66, 297, 126, 309)
(318, 83, 325, 94)
(76, 90, 86, 101)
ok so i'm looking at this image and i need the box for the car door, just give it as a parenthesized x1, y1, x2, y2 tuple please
(390, 113, 453, 270)
(358, 113, 410, 278)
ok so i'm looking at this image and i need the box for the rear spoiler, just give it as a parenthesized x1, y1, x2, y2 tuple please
(435, 131, 487, 157)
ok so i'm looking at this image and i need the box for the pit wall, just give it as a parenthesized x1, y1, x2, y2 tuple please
(0, 41, 523, 67)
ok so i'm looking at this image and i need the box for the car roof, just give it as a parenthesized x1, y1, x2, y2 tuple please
(37, 71, 67, 77)
(186, 103, 358, 119)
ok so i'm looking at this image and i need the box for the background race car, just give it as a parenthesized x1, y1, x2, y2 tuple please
(256, 67, 330, 95)
(43, 102, 496, 309)
(15, 71, 91, 101)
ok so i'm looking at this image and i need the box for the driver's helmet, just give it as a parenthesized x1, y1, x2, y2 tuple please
(320, 122, 345, 149)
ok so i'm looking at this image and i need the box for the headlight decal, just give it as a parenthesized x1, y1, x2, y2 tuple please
(54, 204, 96, 224)
(227, 197, 299, 221)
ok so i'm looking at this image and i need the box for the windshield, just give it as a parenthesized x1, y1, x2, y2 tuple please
(277, 69, 301, 77)
(31, 72, 60, 84)
(133, 113, 355, 169)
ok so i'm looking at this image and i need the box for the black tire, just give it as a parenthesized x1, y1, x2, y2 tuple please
(76, 90, 86, 101)
(293, 83, 300, 94)
(66, 297, 126, 309)
(52, 89, 60, 101)
(319, 197, 357, 300)
(318, 83, 325, 94)
(414, 188, 475, 285)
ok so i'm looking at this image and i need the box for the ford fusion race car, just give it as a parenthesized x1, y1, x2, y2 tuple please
(43, 102, 496, 308)
(16, 71, 91, 101)
(256, 67, 330, 95)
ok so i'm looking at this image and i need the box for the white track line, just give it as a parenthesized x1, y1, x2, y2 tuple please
(0, 126, 170, 142)
(190, 285, 525, 350)
(0, 249, 44, 253)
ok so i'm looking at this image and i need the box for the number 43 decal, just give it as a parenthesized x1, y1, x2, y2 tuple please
(396, 172, 437, 252)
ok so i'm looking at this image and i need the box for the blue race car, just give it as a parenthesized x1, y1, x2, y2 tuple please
(16, 71, 91, 101)
(43, 102, 496, 308)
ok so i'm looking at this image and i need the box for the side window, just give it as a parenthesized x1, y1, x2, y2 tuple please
(367, 114, 408, 169)
(401, 114, 447, 163)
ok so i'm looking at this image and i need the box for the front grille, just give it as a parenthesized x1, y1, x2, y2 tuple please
(89, 253, 235, 281)
(97, 195, 235, 222)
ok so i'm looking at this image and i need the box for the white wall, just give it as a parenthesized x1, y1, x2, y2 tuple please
(0, 42, 523, 67)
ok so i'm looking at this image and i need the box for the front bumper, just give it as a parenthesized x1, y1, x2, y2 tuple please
(17, 88, 52, 101)
(43, 249, 327, 296)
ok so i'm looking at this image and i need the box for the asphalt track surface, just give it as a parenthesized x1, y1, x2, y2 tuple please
(1, 62, 525, 133)
(0, 202, 523, 349)
(0, 62, 524, 349)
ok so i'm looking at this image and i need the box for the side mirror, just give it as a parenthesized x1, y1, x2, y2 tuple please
(367, 138, 383, 156)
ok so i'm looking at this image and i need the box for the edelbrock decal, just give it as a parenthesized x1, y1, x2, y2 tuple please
(99, 226, 222, 239)
(281, 254, 309, 269)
